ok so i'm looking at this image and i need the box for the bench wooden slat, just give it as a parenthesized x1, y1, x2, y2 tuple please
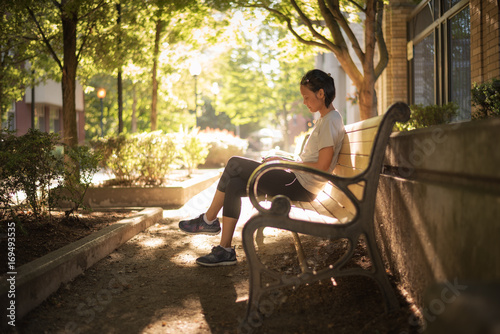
(343, 114, 384, 132)
(293, 201, 335, 223)
(317, 183, 356, 219)
(340, 141, 376, 156)
(344, 126, 379, 143)
(333, 164, 364, 177)
(336, 153, 371, 170)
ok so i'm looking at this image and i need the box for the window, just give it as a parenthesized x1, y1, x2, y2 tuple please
(413, 33, 435, 106)
(49, 107, 60, 133)
(35, 106, 46, 132)
(449, 7, 470, 120)
(408, 0, 470, 120)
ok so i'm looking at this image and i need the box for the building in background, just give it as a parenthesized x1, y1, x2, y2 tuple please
(314, 0, 496, 124)
(4, 79, 85, 144)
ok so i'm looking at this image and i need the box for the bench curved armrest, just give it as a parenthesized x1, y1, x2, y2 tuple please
(246, 161, 360, 215)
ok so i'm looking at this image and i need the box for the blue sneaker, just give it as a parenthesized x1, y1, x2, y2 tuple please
(179, 214, 221, 235)
(196, 246, 237, 267)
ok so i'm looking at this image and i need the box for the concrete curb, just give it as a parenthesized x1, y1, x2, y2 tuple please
(82, 170, 222, 208)
(1, 207, 163, 323)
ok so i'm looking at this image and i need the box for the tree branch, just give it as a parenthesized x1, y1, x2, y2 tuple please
(289, 0, 340, 53)
(323, 0, 365, 64)
(347, 0, 365, 12)
(26, 6, 63, 70)
(250, 4, 329, 50)
(51, 0, 62, 10)
(374, 0, 388, 79)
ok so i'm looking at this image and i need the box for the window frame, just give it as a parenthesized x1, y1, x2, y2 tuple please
(408, 0, 470, 118)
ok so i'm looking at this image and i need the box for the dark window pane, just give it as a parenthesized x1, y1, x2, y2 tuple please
(415, 1, 435, 36)
(35, 106, 46, 132)
(413, 33, 435, 106)
(449, 7, 470, 120)
(446, 0, 462, 11)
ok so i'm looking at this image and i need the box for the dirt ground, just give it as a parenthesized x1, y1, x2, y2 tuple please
(7, 207, 421, 334)
(1, 210, 135, 275)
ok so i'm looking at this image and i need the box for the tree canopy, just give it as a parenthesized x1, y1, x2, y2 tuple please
(1, 0, 383, 147)
(210, 0, 388, 119)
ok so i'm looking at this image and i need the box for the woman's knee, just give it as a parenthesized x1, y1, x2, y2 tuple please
(226, 156, 245, 176)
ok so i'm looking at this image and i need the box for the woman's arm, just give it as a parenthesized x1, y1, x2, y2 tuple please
(264, 146, 334, 172)
(301, 146, 334, 172)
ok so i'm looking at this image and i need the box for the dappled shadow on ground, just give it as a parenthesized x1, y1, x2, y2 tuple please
(13, 216, 420, 334)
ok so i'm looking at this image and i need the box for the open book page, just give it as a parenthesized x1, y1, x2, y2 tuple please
(262, 148, 299, 162)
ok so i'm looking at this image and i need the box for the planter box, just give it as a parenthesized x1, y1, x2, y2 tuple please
(374, 117, 500, 307)
(63, 169, 222, 209)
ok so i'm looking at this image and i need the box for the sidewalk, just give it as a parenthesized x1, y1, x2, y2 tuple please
(12, 182, 416, 334)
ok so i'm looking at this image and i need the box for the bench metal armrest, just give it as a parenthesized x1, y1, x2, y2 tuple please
(246, 160, 363, 215)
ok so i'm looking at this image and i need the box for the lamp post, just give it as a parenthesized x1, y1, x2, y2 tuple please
(189, 61, 201, 126)
(97, 88, 106, 137)
(211, 82, 220, 109)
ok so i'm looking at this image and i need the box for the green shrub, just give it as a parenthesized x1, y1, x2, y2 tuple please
(471, 79, 500, 120)
(134, 131, 177, 185)
(394, 103, 458, 131)
(52, 145, 102, 214)
(92, 131, 180, 185)
(0, 129, 64, 219)
(0, 131, 20, 219)
(92, 134, 137, 182)
(177, 128, 210, 175)
(198, 128, 248, 168)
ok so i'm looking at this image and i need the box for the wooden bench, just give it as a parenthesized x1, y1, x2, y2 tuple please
(239, 102, 411, 330)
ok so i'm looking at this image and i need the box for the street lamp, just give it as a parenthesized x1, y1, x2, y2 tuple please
(189, 61, 201, 126)
(97, 88, 106, 137)
(211, 82, 220, 100)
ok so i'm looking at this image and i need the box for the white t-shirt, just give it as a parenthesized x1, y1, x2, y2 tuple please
(296, 109, 345, 194)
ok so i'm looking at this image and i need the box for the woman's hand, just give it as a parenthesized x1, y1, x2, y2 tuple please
(261, 156, 283, 163)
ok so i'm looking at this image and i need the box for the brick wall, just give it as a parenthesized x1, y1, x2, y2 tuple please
(377, 1, 415, 113)
(470, 0, 500, 84)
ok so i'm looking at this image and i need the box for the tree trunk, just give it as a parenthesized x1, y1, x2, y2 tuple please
(61, 6, 78, 148)
(132, 83, 137, 133)
(117, 3, 123, 133)
(151, 18, 163, 131)
(118, 69, 123, 133)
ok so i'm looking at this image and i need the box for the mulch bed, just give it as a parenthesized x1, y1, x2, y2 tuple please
(0, 210, 135, 275)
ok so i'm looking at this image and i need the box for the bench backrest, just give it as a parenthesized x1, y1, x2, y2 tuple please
(310, 103, 410, 223)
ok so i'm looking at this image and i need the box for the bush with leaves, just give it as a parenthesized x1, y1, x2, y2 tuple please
(471, 79, 500, 120)
(92, 134, 137, 182)
(93, 131, 180, 185)
(52, 145, 102, 215)
(176, 128, 210, 175)
(135, 131, 178, 185)
(0, 130, 102, 220)
(198, 128, 248, 168)
(0, 129, 64, 219)
(0, 131, 21, 219)
(394, 103, 458, 131)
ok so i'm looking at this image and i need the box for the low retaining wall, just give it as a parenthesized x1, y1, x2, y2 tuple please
(375, 117, 500, 308)
(81, 169, 221, 208)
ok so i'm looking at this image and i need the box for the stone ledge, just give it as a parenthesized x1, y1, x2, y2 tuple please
(84, 169, 222, 208)
(0, 207, 163, 323)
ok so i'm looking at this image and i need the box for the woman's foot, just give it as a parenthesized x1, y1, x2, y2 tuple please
(178, 214, 221, 235)
(196, 246, 237, 266)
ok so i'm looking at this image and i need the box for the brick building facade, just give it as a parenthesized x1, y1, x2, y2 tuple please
(378, 0, 499, 118)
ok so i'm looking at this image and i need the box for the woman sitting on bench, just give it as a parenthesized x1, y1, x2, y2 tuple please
(179, 69, 345, 266)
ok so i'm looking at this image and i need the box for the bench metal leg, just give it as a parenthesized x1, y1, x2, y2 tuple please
(241, 215, 400, 332)
(364, 232, 400, 311)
